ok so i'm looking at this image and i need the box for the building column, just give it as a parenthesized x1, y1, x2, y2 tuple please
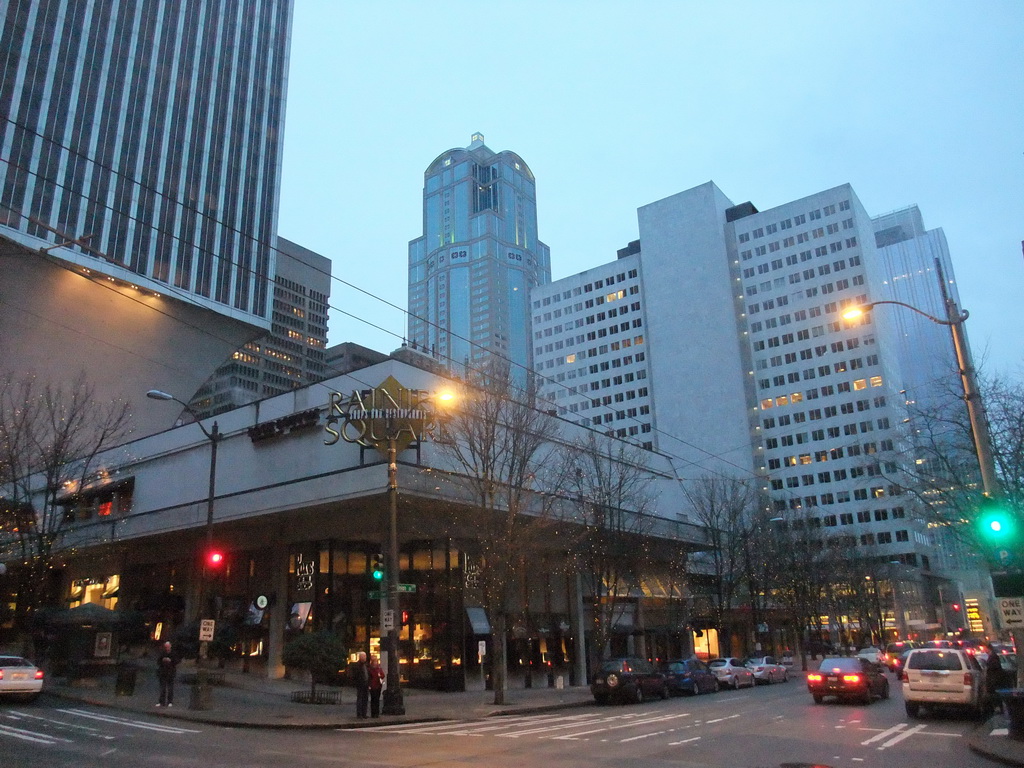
(266, 539, 289, 680)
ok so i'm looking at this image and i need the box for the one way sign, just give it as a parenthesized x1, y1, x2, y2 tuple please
(998, 597, 1024, 628)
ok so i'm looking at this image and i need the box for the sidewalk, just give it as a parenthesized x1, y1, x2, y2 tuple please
(44, 658, 594, 730)
(968, 712, 1024, 767)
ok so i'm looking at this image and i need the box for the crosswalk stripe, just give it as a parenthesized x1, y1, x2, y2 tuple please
(0, 722, 70, 745)
(57, 708, 202, 734)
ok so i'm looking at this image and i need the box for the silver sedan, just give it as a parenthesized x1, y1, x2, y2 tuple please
(744, 655, 789, 684)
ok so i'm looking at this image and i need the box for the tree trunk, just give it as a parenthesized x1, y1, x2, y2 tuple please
(491, 613, 507, 705)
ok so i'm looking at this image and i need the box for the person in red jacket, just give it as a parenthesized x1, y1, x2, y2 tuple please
(368, 655, 386, 717)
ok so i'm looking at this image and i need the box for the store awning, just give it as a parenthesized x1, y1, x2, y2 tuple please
(466, 607, 490, 635)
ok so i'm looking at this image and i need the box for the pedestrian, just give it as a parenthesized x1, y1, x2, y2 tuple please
(368, 656, 386, 717)
(156, 641, 179, 707)
(985, 652, 1007, 714)
(352, 651, 369, 718)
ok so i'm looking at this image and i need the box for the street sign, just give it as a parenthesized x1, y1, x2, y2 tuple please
(368, 590, 385, 600)
(382, 609, 395, 631)
(199, 619, 215, 642)
(397, 583, 417, 593)
(997, 597, 1024, 628)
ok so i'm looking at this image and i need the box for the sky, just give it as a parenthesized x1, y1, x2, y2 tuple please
(277, 0, 1023, 378)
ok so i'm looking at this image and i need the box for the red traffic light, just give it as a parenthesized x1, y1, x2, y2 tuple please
(207, 550, 225, 567)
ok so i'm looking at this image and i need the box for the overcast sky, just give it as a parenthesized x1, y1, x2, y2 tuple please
(278, 0, 1023, 377)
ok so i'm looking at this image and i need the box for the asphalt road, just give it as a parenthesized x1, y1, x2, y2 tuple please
(0, 677, 996, 768)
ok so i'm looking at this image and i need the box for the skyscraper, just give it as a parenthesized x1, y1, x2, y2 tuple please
(407, 133, 550, 379)
(533, 181, 975, 634)
(0, 0, 294, 434)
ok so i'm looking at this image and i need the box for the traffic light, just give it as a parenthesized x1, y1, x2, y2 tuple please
(371, 553, 385, 581)
(207, 549, 225, 568)
(976, 496, 1017, 542)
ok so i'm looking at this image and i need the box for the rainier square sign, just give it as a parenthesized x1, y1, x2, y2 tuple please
(323, 376, 434, 455)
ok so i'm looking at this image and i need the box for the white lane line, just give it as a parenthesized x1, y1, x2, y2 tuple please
(704, 714, 741, 724)
(861, 723, 906, 745)
(500, 713, 641, 739)
(877, 723, 927, 750)
(57, 708, 202, 734)
(620, 729, 671, 743)
(0, 723, 70, 745)
(668, 736, 701, 746)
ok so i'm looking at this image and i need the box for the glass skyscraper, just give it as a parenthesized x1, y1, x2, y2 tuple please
(407, 133, 550, 379)
(0, 0, 292, 324)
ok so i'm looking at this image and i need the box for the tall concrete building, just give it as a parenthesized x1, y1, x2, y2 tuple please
(189, 238, 331, 418)
(0, 0, 293, 434)
(407, 133, 550, 379)
(534, 181, 975, 636)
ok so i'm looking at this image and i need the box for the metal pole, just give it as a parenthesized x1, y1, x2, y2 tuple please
(198, 422, 219, 664)
(381, 428, 405, 715)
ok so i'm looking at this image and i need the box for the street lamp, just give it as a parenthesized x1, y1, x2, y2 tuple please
(146, 389, 221, 658)
(840, 298, 997, 498)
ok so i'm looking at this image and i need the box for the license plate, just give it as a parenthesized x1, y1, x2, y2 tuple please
(10, 672, 28, 681)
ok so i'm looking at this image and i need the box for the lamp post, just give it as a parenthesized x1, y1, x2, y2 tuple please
(146, 390, 221, 659)
(841, 299, 998, 498)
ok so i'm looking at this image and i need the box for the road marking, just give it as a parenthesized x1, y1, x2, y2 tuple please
(704, 714, 741, 724)
(668, 736, 701, 746)
(7, 709, 113, 738)
(861, 723, 906, 745)
(548, 712, 693, 741)
(876, 723, 927, 750)
(57, 708, 202, 734)
(0, 722, 71, 745)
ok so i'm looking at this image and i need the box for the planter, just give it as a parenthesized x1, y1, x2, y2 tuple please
(998, 689, 1024, 741)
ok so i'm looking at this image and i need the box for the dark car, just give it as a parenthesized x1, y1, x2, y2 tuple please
(659, 658, 717, 696)
(807, 656, 890, 705)
(591, 658, 668, 704)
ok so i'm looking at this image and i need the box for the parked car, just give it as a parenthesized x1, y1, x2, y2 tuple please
(591, 658, 668, 704)
(807, 656, 890, 705)
(744, 656, 788, 684)
(901, 647, 986, 718)
(708, 657, 755, 690)
(855, 646, 883, 664)
(659, 658, 718, 696)
(0, 656, 44, 702)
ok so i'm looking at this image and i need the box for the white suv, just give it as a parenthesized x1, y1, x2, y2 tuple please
(901, 647, 987, 718)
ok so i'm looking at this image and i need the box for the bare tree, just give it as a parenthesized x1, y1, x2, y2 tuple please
(0, 373, 133, 630)
(433, 363, 563, 704)
(681, 476, 758, 657)
(563, 431, 657, 670)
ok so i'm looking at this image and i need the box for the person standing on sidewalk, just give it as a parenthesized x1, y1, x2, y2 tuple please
(156, 641, 179, 707)
(368, 656, 386, 717)
(352, 651, 370, 718)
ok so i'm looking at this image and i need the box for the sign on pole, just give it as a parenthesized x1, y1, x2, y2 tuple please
(997, 597, 1024, 628)
(382, 609, 395, 631)
(397, 583, 417, 593)
(199, 619, 216, 642)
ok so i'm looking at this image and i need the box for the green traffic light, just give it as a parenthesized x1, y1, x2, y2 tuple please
(372, 568, 384, 580)
(976, 496, 1016, 541)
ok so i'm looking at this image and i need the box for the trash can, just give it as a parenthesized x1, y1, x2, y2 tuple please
(114, 662, 137, 696)
(999, 689, 1024, 741)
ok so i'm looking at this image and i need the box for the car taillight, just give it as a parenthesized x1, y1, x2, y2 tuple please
(807, 673, 823, 682)
(900, 670, 908, 682)
(842, 674, 862, 684)
(34, 670, 44, 680)
(964, 672, 974, 686)
(0, 671, 4, 680)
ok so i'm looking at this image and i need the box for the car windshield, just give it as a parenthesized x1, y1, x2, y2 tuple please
(0, 656, 30, 667)
(742, 658, 763, 666)
(599, 661, 626, 673)
(708, 659, 728, 667)
(818, 658, 860, 672)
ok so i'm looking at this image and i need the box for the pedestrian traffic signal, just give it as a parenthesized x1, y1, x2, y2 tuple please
(371, 553, 385, 581)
